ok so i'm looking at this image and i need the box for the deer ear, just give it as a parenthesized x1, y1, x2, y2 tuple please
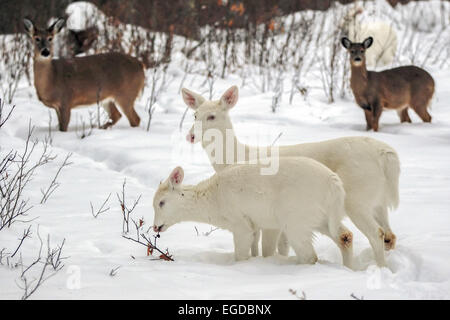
(341, 37, 351, 49)
(363, 37, 373, 49)
(48, 18, 66, 34)
(169, 167, 184, 188)
(220, 86, 239, 109)
(181, 88, 205, 110)
(23, 18, 35, 36)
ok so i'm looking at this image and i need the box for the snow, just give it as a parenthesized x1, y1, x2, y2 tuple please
(1, 1, 450, 300)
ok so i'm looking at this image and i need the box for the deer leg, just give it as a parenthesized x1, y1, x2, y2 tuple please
(320, 223, 353, 269)
(232, 228, 254, 261)
(375, 207, 396, 251)
(277, 232, 289, 256)
(261, 229, 280, 257)
(284, 228, 317, 265)
(397, 108, 412, 123)
(101, 101, 122, 129)
(371, 102, 382, 132)
(251, 229, 260, 257)
(56, 106, 71, 132)
(347, 203, 386, 267)
(411, 101, 432, 123)
(116, 97, 141, 127)
(363, 109, 373, 131)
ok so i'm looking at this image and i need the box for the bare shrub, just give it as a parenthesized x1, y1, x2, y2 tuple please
(116, 180, 173, 261)
(17, 228, 66, 300)
(145, 63, 171, 131)
(116, 179, 141, 234)
(40, 152, 73, 204)
(75, 111, 96, 140)
(0, 99, 16, 128)
(0, 123, 55, 231)
(122, 219, 174, 261)
(319, 7, 347, 104)
(0, 34, 31, 103)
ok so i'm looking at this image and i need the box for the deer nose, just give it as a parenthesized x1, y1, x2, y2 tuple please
(41, 48, 50, 57)
(186, 133, 195, 143)
(354, 57, 362, 62)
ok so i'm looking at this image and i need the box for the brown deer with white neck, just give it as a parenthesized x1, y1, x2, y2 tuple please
(23, 18, 144, 131)
(341, 37, 435, 132)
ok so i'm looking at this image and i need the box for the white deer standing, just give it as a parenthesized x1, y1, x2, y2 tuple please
(182, 86, 400, 267)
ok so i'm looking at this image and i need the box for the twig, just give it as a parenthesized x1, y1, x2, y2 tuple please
(10, 226, 32, 258)
(289, 289, 307, 300)
(0, 99, 15, 128)
(116, 179, 141, 234)
(109, 266, 121, 277)
(17, 227, 66, 300)
(40, 152, 73, 204)
(271, 132, 283, 146)
(350, 293, 364, 300)
(90, 193, 111, 218)
(195, 226, 218, 237)
(122, 213, 174, 262)
(179, 107, 189, 132)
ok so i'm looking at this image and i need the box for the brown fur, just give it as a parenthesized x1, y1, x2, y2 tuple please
(342, 37, 435, 132)
(25, 18, 144, 131)
(68, 26, 98, 56)
(384, 231, 396, 251)
(340, 231, 353, 249)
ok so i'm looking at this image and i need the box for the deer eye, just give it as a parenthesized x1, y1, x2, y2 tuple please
(48, 37, 53, 42)
(207, 115, 215, 121)
(350, 50, 355, 54)
(159, 200, 165, 208)
(35, 37, 41, 42)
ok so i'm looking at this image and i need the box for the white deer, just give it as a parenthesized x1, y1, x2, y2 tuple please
(152, 159, 353, 268)
(341, 7, 398, 68)
(182, 86, 400, 267)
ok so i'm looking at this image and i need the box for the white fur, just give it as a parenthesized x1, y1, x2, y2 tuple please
(153, 159, 353, 268)
(183, 86, 401, 267)
(344, 11, 397, 68)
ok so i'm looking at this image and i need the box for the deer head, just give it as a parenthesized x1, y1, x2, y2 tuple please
(341, 36, 373, 67)
(152, 167, 186, 233)
(23, 18, 65, 59)
(182, 86, 239, 145)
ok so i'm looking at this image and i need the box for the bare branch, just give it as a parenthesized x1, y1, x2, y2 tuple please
(10, 226, 32, 258)
(18, 227, 66, 300)
(90, 193, 111, 218)
(109, 266, 121, 277)
(289, 289, 307, 300)
(40, 152, 73, 204)
(116, 179, 141, 234)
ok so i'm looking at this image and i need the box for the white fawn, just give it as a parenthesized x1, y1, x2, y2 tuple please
(23, 18, 145, 131)
(182, 86, 400, 267)
(341, 37, 435, 132)
(153, 161, 354, 268)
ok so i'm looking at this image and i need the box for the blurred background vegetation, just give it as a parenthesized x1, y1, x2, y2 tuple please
(0, 0, 420, 36)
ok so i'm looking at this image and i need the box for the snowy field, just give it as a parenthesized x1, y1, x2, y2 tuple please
(1, 1, 450, 299)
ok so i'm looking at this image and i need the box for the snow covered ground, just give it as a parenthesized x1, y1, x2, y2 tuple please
(1, 1, 450, 300)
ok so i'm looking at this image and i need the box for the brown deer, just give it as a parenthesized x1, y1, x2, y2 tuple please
(67, 26, 99, 56)
(23, 18, 144, 132)
(341, 37, 435, 132)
